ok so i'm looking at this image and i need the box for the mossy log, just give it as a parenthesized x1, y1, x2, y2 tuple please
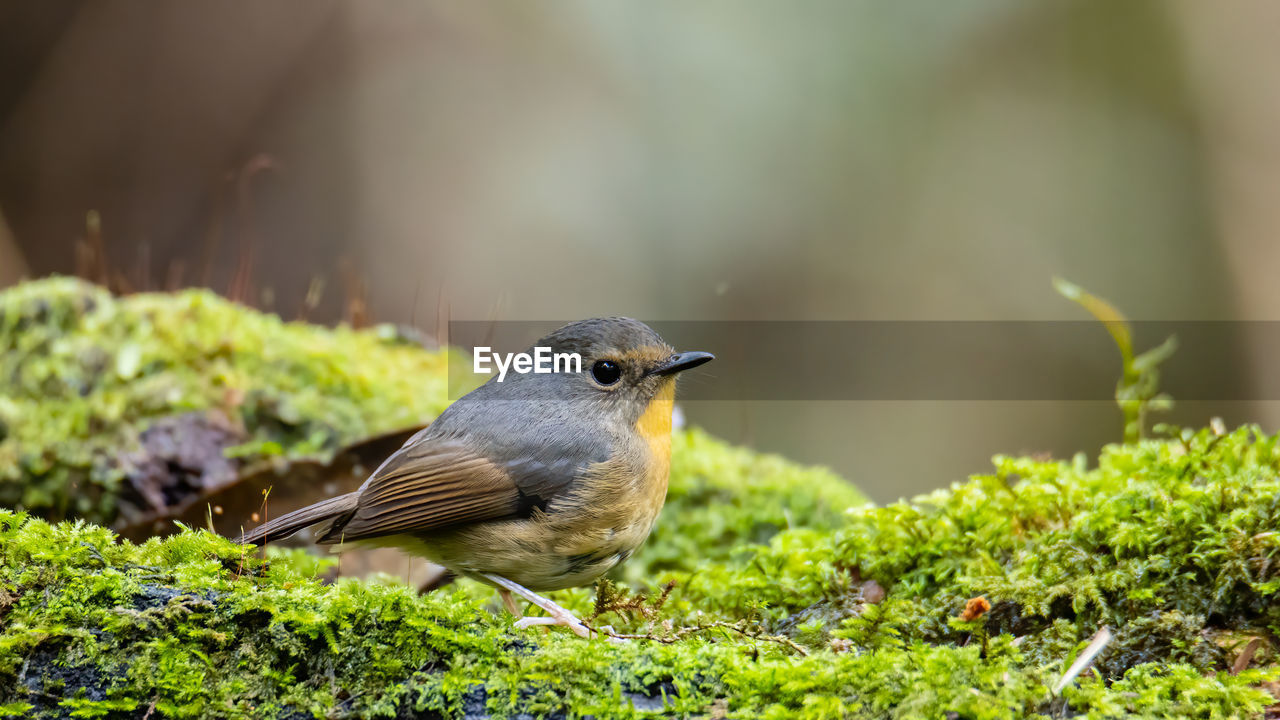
(2, 279, 1280, 718)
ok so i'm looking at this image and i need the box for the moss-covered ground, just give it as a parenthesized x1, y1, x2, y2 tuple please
(2, 279, 1279, 718)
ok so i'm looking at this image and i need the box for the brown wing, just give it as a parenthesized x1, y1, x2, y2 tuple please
(313, 435, 586, 540)
(316, 440, 524, 543)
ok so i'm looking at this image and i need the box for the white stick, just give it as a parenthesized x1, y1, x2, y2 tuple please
(1053, 626, 1113, 695)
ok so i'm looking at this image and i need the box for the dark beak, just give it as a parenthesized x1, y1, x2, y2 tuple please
(646, 351, 715, 377)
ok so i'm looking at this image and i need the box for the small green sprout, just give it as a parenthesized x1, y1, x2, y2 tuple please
(1054, 277, 1177, 443)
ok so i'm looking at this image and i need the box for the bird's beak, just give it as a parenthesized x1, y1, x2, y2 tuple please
(646, 351, 715, 377)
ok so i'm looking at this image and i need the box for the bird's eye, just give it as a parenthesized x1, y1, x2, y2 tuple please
(591, 360, 622, 385)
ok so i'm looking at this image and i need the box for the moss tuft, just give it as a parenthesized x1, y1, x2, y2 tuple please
(0, 277, 457, 525)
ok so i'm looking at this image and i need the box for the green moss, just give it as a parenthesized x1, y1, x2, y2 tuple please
(0, 511, 502, 718)
(825, 426, 1280, 655)
(6, 427, 1280, 718)
(0, 277, 458, 525)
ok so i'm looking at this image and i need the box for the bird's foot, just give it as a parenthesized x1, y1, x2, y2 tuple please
(513, 612, 591, 638)
(483, 573, 622, 642)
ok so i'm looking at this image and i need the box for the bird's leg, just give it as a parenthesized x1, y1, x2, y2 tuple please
(481, 573, 593, 639)
(497, 587, 520, 616)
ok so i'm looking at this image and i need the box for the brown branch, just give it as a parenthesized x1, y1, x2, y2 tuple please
(580, 617, 809, 656)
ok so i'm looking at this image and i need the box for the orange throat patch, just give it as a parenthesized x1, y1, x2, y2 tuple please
(636, 379, 676, 468)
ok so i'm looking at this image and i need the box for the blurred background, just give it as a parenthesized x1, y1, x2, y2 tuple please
(2, 0, 1278, 502)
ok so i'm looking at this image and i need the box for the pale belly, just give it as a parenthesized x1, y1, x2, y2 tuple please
(392, 455, 669, 591)
(405, 501, 660, 590)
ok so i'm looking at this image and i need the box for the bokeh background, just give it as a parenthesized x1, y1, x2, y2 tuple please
(3, 1, 1278, 502)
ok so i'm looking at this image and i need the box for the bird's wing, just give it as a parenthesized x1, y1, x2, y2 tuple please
(315, 438, 584, 543)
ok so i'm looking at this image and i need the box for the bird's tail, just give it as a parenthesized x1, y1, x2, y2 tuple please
(236, 492, 359, 545)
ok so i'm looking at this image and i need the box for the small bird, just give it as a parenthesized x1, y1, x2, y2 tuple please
(238, 317, 713, 637)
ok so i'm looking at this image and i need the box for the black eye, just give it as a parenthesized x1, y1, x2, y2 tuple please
(591, 360, 622, 385)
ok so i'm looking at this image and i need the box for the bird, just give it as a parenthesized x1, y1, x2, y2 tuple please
(237, 317, 713, 637)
